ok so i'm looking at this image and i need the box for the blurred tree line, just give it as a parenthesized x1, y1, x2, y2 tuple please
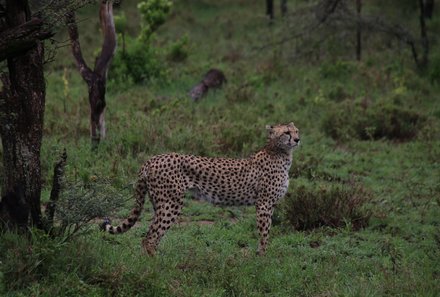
(267, 0, 437, 73)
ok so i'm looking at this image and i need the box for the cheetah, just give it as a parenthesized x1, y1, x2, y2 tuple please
(103, 123, 300, 255)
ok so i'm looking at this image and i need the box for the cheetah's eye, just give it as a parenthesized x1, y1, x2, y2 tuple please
(283, 132, 290, 136)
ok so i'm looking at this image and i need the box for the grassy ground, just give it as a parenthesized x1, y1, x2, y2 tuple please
(1, 0, 440, 296)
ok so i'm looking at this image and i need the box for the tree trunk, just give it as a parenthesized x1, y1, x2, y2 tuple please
(0, 0, 46, 230)
(424, 0, 434, 18)
(266, 0, 274, 22)
(89, 77, 107, 149)
(280, 0, 287, 17)
(356, 0, 362, 61)
(66, 1, 116, 149)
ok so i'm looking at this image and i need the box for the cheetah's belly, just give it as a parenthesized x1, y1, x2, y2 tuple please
(189, 178, 259, 206)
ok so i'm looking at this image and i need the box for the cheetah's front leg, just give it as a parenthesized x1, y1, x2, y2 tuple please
(255, 201, 274, 256)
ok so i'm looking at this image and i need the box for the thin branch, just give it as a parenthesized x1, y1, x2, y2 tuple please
(66, 11, 93, 82)
(94, 1, 117, 77)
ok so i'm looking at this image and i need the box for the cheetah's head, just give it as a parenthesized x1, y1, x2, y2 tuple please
(266, 122, 300, 151)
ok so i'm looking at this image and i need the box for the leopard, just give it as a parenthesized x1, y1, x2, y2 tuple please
(102, 122, 300, 256)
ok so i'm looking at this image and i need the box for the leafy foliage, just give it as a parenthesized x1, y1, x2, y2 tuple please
(108, 0, 172, 89)
(109, 36, 166, 89)
(114, 12, 127, 33)
(167, 35, 190, 63)
(138, 0, 172, 41)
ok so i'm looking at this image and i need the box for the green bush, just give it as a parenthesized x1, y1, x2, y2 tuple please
(280, 179, 372, 231)
(109, 37, 166, 89)
(108, 0, 173, 89)
(138, 0, 172, 41)
(322, 99, 426, 141)
(50, 178, 124, 239)
(167, 35, 190, 63)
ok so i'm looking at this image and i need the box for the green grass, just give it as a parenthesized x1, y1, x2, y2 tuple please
(1, 0, 440, 296)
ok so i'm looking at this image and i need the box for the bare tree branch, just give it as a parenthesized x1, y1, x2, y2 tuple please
(95, 0, 116, 77)
(66, 11, 93, 82)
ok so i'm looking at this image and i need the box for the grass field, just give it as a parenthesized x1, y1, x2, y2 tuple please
(1, 0, 440, 296)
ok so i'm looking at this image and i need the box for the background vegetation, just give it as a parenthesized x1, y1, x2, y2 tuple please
(1, 0, 439, 296)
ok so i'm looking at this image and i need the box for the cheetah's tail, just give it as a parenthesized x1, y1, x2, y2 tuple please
(101, 178, 148, 234)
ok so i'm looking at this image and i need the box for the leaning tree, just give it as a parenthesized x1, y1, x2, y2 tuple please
(0, 0, 91, 230)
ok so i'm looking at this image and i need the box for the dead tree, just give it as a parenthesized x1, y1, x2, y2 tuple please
(66, 1, 117, 149)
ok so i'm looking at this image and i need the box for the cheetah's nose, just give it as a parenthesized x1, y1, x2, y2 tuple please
(294, 138, 300, 143)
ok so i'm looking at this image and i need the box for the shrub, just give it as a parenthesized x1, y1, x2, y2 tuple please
(167, 35, 190, 63)
(280, 179, 372, 231)
(109, 37, 166, 89)
(109, 0, 172, 89)
(50, 178, 124, 240)
(364, 102, 426, 140)
(138, 0, 172, 41)
(322, 99, 426, 141)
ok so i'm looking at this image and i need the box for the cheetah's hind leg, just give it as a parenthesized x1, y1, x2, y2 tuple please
(141, 194, 184, 256)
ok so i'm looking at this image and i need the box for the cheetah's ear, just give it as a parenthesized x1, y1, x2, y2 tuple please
(265, 125, 274, 132)
(288, 122, 295, 127)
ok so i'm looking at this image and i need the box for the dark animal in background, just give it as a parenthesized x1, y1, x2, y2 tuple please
(189, 68, 227, 101)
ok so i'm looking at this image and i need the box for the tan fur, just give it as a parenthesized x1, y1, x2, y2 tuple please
(105, 123, 300, 255)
